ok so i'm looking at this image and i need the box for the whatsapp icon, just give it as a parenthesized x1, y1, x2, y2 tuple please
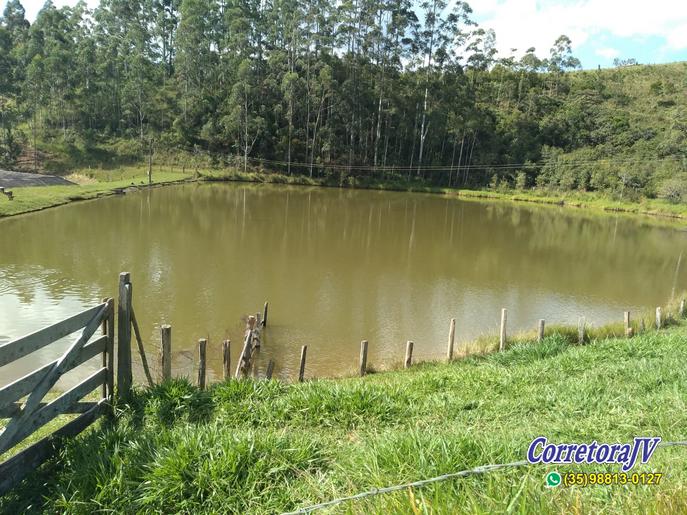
(546, 471, 562, 488)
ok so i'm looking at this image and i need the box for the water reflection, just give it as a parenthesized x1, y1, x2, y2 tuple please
(1, 183, 686, 383)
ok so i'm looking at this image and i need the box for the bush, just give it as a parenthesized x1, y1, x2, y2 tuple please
(515, 171, 527, 190)
(657, 177, 687, 203)
(489, 173, 499, 190)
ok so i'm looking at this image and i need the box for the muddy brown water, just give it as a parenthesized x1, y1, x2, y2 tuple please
(1, 183, 686, 386)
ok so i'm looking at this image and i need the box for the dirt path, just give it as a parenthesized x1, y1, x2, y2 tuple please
(0, 170, 74, 188)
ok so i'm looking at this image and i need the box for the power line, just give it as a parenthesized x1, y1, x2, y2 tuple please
(281, 460, 530, 515)
(243, 154, 683, 172)
(281, 440, 687, 514)
(171, 145, 684, 173)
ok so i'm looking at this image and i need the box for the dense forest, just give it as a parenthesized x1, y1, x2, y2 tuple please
(0, 0, 685, 199)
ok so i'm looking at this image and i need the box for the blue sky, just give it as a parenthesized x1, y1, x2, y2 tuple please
(3, 0, 687, 69)
(470, 0, 687, 68)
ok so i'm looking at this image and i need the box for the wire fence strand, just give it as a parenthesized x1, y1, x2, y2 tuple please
(282, 440, 687, 514)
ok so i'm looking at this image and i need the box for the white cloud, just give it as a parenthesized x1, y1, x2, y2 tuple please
(665, 25, 687, 51)
(596, 47, 620, 59)
(473, 0, 687, 58)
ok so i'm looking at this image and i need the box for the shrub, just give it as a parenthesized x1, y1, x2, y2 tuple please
(515, 171, 527, 190)
(489, 173, 499, 190)
(657, 177, 687, 203)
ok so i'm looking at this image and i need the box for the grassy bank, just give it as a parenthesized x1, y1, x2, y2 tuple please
(449, 188, 687, 220)
(2, 316, 687, 513)
(2, 162, 687, 223)
(0, 168, 192, 218)
(199, 166, 687, 221)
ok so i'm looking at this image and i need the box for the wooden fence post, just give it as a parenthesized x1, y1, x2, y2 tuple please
(101, 298, 108, 399)
(624, 311, 631, 337)
(680, 299, 686, 319)
(359, 340, 368, 377)
(266, 359, 275, 380)
(253, 313, 261, 348)
(405, 341, 414, 369)
(578, 317, 586, 344)
(499, 309, 507, 352)
(197, 339, 207, 389)
(537, 319, 545, 343)
(222, 340, 231, 380)
(447, 319, 456, 362)
(263, 302, 269, 327)
(117, 273, 132, 398)
(235, 330, 253, 378)
(298, 345, 307, 382)
(160, 325, 172, 382)
(131, 309, 154, 388)
(656, 307, 662, 329)
(106, 298, 115, 400)
(101, 298, 115, 401)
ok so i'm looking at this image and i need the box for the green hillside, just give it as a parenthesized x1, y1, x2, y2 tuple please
(1, 0, 685, 202)
(524, 62, 687, 199)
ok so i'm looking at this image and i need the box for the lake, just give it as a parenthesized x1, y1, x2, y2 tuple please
(1, 183, 686, 385)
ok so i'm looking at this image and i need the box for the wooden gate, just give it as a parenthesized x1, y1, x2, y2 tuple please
(0, 298, 114, 495)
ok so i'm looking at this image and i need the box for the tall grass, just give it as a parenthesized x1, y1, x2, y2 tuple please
(2, 318, 687, 513)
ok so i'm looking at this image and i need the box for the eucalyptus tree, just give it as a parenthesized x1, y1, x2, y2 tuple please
(224, 59, 265, 172)
(0, 28, 13, 95)
(152, 0, 181, 79)
(0, 2, 24, 98)
(465, 27, 496, 71)
(2, 0, 29, 85)
(265, 0, 305, 173)
(1, 0, 29, 79)
(175, 0, 218, 142)
(223, 0, 269, 160)
(0, 26, 20, 165)
(336, 0, 364, 170)
(92, 0, 161, 139)
(301, 0, 339, 176)
(122, 2, 159, 140)
(0, 0, 605, 192)
(24, 3, 83, 137)
(366, 0, 416, 168)
(70, 3, 99, 132)
(547, 34, 580, 95)
(413, 0, 474, 176)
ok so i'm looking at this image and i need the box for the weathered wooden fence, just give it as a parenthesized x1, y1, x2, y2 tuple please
(119, 273, 270, 388)
(155, 305, 269, 387)
(0, 265, 684, 502)
(0, 298, 115, 495)
(142, 288, 687, 388)
(2, 268, 680, 497)
(234, 312, 265, 379)
(22, 274, 678, 399)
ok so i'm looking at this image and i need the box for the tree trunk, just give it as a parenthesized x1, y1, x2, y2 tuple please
(409, 105, 419, 180)
(449, 136, 457, 187)
(373, 92, 383, 168)
(417, 86, 428, 177)
(465, 134, 476, 185)
(244, 91, 249, 174)
(457, 134, 465, 184)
